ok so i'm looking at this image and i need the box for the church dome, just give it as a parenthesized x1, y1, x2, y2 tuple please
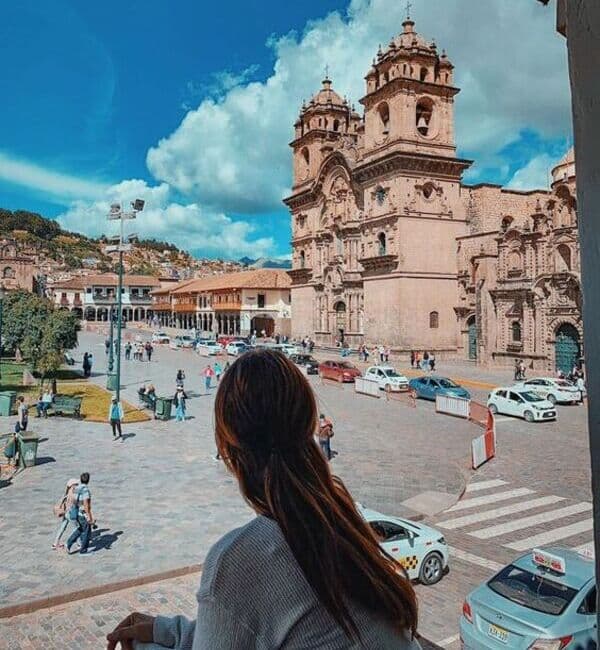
(308, 77, 346, 109)
(551, 146, 576, 185)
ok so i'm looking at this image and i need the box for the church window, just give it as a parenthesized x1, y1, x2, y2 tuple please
(416, 97, 434, 136)
(375, 186, 386, 205)
(318, 118, 322, 127)
(429, 311, 439, 329)
(299, 250, 306, 269)
(377, 232, 387, 256)
(555, 244, 572, 272)
(511, 321, 522, 343)
(507, 250, 523, 274)
(403, 64, 408, 76)
(420, 67, 428, 82)
(301, 147, 309, 166)
(377, 102, 390, 134)
(501, 216, 514, 231)
(333, 119, 340, 132)
(2, 266, 15, 279)
(422, 183, 434, 200)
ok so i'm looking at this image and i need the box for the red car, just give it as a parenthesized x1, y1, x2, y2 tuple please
(318, 360, 362, 383)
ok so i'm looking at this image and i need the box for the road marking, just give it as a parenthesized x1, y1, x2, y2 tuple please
(449, 546, 503, 572)
(446, 488, 534, 512)
(573, 542, 595, 557)
(437, 495, 565, 530)
(465, 479, 507, 492)
(493, 417, 515, 423)
(507, 518, 594, 551)
(471, 502, 592, 539)
(437, 633, 460, 647)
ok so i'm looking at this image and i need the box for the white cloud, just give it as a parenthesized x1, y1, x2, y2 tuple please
(0, 151, 107, 201)
(147, 0, 571, 213)
(58, 179, 275, 259)
(506, 153, 560, 191)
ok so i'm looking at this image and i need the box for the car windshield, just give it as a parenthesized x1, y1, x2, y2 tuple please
(520, 391, 545, 402)
(340, 362, 356, 369)
(438, 378, 459, 388)
(555, 380, 573, 388)
(383, 370, 402, 378)
(488, 565, 577, 616)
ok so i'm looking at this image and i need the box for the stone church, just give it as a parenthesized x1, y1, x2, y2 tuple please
(285, 16, 581, 373)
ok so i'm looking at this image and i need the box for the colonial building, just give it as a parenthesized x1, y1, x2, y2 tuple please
(0, 240, 39, 293)
(49, 274, 161, 322)
(285, 15, 581, 373)
(150, 269, 291, 337)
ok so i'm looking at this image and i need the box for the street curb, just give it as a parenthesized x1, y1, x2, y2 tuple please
(0, 563, 202, 619)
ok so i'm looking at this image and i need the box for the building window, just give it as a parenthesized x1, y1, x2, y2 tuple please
(377, 102, 390, 134)
(333, 119, 340, 132)
(507, 250, 523, 274)
(299, 250, 305, 268)
(501, 216, 514, 231)
(429, 311, 439, 329)
(257, 294, 265, 308)
(375, 186, 386, 205)
(2, 266, 15, 279)
(511, 321, 522, 343)
(61, 292, 67, 299)
(422, 182, 435, 200)
(416, 97, 434, 136)
(377, 232, 387, 256)
(420, 67, 428, 82)
(555, 244, 572, 272)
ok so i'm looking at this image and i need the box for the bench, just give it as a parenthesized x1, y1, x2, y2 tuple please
(46, 395, 83, 419)
(138, 392, 156, 412)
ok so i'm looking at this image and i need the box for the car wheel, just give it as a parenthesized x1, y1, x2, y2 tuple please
(547, 394, 557, 405)
(524, 410, 535, 423)
(488, 403, 498, 415)
(419, 553, 443, 585)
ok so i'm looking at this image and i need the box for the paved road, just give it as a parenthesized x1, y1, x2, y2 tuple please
(0, 331, 592, 648)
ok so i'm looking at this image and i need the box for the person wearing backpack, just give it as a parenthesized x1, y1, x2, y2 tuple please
(66, 472, 95, 554)
(52, 478, 79, 550)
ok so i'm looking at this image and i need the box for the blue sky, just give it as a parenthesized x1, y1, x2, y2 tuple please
(0, 0, 571, 259)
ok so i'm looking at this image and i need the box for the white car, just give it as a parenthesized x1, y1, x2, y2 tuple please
(358, 504, 449, 585)
(226, 341, 250, 356)
(513, 377, 581, 405)
(169, 335, 196, 350)
(151, 331, 170, 344)
(197, 341, 223, 356)
(488, 387, 556, 422)
(280, 344, 299, 357)
(363, 366, 409, 392)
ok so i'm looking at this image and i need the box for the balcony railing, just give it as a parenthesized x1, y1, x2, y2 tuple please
(213, 300, 242, 311)
(173, 302, 197, 313)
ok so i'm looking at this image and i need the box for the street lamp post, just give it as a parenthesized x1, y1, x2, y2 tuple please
(0, 285, 4, 383)
(106, 199, 144, 401)
(107, 306, 115, 374)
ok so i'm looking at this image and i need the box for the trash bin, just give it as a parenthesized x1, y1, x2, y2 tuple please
(0, 391, 17, 417)
(18, 432, 39, 468)
(154, 396, 173, 421)
(106, 373, 118, 391)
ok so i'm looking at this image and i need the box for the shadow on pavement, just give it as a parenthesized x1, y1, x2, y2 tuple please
(35, 456, 56, 466)
(90, 529, 123, 552)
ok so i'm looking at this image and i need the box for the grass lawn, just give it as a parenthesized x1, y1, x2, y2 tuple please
(0, 361, 149, 424)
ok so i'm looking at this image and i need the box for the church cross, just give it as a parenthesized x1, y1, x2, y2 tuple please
(406, 1, 412, 18)
(324, 64, 330, 79)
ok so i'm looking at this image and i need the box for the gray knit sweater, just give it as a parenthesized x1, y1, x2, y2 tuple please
(146, 515, 421, 649)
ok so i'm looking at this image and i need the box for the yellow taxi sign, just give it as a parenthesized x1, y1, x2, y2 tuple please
(532, 548, 566, 574)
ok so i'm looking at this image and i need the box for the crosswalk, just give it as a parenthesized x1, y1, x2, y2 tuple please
(434, 478, 594, 555)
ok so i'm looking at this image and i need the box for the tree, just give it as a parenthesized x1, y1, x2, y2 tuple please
(2, 291, 80, 382)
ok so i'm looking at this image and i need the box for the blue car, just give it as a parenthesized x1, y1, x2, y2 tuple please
(408, 375, 470, 401)
(461, 547, 596, 649)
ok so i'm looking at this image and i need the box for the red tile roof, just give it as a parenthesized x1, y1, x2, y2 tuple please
(171, 269, 291, 294)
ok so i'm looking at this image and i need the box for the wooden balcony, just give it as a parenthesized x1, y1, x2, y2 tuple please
(173, 302, 197, 313)
(213, 300, 242, 311)
(152, 302, 172, 312)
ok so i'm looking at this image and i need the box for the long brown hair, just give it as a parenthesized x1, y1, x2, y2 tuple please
(214, 349, 418, 640)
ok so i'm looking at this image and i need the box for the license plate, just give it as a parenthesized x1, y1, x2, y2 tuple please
(487, 623, 508, 643)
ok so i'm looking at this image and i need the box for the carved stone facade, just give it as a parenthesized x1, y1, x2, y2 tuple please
(285, 16, 582, 372)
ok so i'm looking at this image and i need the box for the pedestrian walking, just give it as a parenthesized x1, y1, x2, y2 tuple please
(105, 338, 110, 355)
(108, 395, 124, 441)
(176, 369, 186, 388)
(410, 350, 415, 368)
(423, 351, 430, 371)
(204, 364, 215, 392)
(17, 396, 28, 432)
(145, 341, 153, 361)
(415, 351, 421, 370)
(52, 478, 79, 550)
(514, 359, 521, 381)
(384, 347, 390, 364)
(577, 374, 586, 404)
(82, 352, 91, 377)
(430, 353, 436, 372)
(378, 345, 385, 364)
(519, 360, 526, 381)
(66, 473, 95, 555)
(224, 361, 231, 373)
(173, 387, 188, 422)
(124, 342, 132, 361)
(214, 361, 222, 382)
(88, 352, 94, 374)
(317, 414, 334, 461)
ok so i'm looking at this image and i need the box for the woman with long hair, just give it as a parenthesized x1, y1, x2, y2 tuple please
(107, 350, 419, 649)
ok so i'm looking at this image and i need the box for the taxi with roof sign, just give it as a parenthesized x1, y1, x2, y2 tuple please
(460, 547, 596, 649)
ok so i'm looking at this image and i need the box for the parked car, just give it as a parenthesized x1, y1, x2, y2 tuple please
(513, 377, 581, 405)
(218, 335, 243, 347)
(196, 341, 223, 356)
(280, 343, 299, 357)
(408, 376, 471, 401)
(364, 366, 409, 392)
(169, 335, 196, 350)
(289, 354, 319, 375)
(358, 504, 449, 585)
(461, 547, 596, 649)
(151, 331, 170, 344)
(318, 360, 362, 383)
(226, 341, 250, 356)
(487, 387, 556, 422)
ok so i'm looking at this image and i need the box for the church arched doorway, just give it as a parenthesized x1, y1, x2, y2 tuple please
(554, 323, 580, 375)
(333, 301, 346, 343)
(467, 316, 477, 360)
(251, 315, 275, 337)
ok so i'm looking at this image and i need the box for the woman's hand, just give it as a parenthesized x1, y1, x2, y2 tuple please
(106, 612, 155, 650)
